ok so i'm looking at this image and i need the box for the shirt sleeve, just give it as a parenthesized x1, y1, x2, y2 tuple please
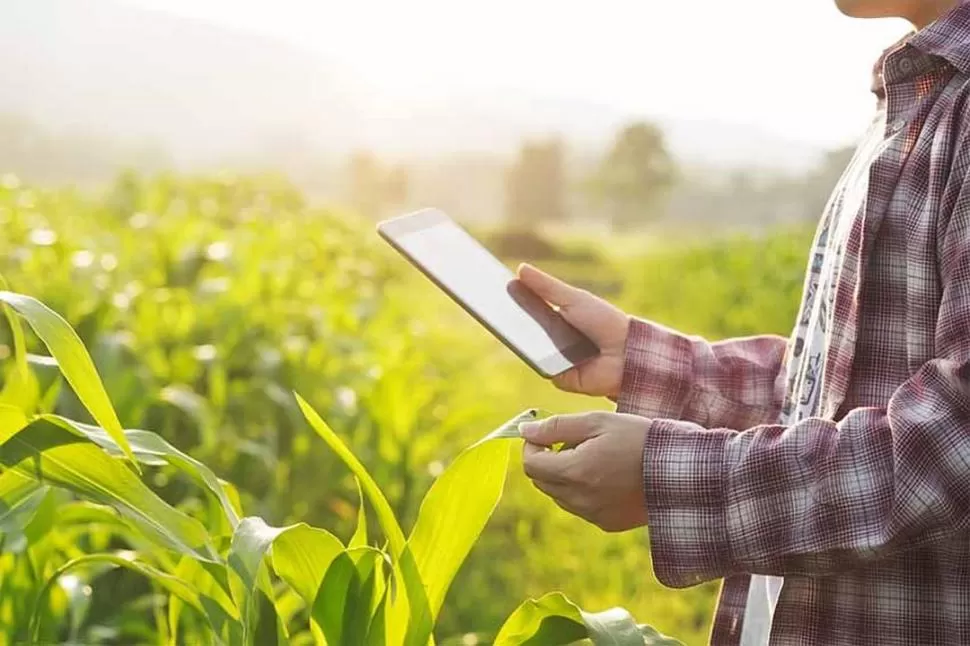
(615, 317, 789, 430)
(642, 177, 970, 588)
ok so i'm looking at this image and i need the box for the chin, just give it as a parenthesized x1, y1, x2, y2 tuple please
(833, 0, 896, 19)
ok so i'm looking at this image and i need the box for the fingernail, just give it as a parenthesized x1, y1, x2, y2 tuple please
(518, 422, 538, 440)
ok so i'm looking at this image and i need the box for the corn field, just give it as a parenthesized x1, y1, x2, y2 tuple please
(0, 172, 809, 645)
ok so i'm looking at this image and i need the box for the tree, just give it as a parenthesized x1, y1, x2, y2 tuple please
(503, 137, 567, 228)
(588, 121, 676, 231)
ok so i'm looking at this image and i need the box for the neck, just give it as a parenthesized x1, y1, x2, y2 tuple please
(908, 0, 960, 29)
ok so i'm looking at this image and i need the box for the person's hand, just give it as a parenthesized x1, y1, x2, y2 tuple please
(520, 412, 649, 533)
(516, 263, 631, 399)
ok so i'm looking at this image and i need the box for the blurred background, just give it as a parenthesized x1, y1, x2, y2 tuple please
(0, 1, 907, 643)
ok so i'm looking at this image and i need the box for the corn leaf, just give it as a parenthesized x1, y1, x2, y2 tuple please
(0, 469, 48, 553)
(404, 436, 512, 646)
(168, 554, 240, 626)
(579, 608, 652, 645)
(296, 393, 429, 644)
(46, 415, 241, 528)
(169, 555, 242, 646)
(227, 517, 295, 645)
(471, 408, 539, 446)
(0, 291, 137, 467)
(314, 549, 356, 646)
(0, 285, 35, 411)
(350, 477, 368, 549)
(366, 591, 389, 646)
(0, 417, 217, 562)
(637, 624, 685, 646)
(29, 553, 208, 643)
(295, 393, 405, 555)
(312, 546, 385, 646)
(0, 403, 28, 445)
(494, 591, 660, 646)
(345, 548, 385, 644)
(270, 523, 343, 608)
(494, 592, 588, 645)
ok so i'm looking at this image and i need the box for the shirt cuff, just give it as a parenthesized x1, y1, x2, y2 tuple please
(615, 318, 696, 420)
(643, 418, 735, 588)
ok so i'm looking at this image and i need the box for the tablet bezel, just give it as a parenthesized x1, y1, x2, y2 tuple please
(376, 209, 599, 378)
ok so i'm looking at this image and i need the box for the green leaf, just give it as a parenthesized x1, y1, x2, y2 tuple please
(404, 436, 512, 645)
(365, 591, 389, 646)
(295, 393, 428, 644)
(495, 592, 655, 646)
(22, 486, 59, 545)
(579, 607, 650, 645)
(0, 404, 28, 446)
(312, 546, 385, 646)
(29, 553, 208, 643)
(0, 291, 138, 467)
(345, 548, 385, 645)
(48, 416, 240, 528)
(471, 408, 539, 446)
(270, 523, 343, 608)
(494, 592, 588, 645)
(0, 418, 217, 562)
(253, 586, 286, 646)
(314, 549, 357, 646)
(168, 554, 241, 646)
(295, 393, 405, 555)
(637, 624, 684, 646)
(0, 288, 36, 411)
(0, 360, 39, 415)
(0, 469, 48, 553)
(350, 477, 368, 549)
(228, 517, 294, 646)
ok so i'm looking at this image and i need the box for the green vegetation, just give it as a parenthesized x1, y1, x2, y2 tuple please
(0, 173, 812, 645)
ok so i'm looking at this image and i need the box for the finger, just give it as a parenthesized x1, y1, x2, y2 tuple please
(516, 263, 585, 309)
(519, 412, 606, 448)
(530, 478, 585, 517)
(522, 442, 574, 484)
(551, 369, 582, 394)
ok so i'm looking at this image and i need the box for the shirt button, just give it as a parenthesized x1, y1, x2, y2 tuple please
(892, 118, 907, 131)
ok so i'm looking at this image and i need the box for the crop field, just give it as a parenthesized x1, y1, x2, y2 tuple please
(0, 173, 810, 645)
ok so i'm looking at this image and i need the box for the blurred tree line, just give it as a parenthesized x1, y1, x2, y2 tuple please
(0, 111, 854, 237)
(503, 122, 676, 232)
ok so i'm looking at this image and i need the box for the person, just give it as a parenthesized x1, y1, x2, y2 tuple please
(514, 1, 970, 644)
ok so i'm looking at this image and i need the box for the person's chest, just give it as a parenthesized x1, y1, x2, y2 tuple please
(811, 62, 970, 422)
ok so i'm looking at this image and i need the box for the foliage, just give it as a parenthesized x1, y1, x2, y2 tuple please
(586, 122, 676, 231)
(619, 225, 812, 339)
(0, 283, 682, 644)
(504, 138, 568, 227)
(0, 172, 815, 645)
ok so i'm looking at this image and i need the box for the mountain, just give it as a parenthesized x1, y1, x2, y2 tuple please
(1, 0, 365, 165)
(0, 0, 826, 173)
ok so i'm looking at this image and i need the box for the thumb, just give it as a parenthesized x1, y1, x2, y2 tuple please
(517, 263, 584, 308)
(519, 413, 603, 448)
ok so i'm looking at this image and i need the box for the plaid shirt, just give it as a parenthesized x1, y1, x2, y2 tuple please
(616, 5, 970, 645)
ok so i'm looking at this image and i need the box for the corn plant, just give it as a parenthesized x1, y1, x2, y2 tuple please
(0, 286, 683, 645)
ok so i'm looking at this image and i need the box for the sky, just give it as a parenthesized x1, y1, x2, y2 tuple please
(123, 0, 909, 148)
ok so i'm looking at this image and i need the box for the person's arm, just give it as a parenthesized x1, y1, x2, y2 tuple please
(616, 318, 789, 431)
(515, 263, 790, 430)
(643, 179, 970, 588)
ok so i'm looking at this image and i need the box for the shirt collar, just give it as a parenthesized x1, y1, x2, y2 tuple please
(909, 1, 970, 73)
(871, 1, 970, 98)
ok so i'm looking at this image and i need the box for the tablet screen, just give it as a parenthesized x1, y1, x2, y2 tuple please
(381, 210, 598, 376)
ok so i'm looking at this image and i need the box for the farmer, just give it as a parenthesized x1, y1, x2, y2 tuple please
(514, 1, 970, 644)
